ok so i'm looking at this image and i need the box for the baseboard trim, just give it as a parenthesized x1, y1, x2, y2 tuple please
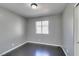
(0, 41, 66, 56)
(61, 47, 68, 56)
(27, 41, 61, 47)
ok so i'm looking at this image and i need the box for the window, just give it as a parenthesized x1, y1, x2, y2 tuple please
(36, 21, 49, 34)
(36, 21, 41, 34)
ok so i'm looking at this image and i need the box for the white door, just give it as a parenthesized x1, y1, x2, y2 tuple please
(74, 4, 79, 56)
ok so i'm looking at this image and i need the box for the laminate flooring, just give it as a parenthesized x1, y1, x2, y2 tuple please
(3, 42, 65, 56)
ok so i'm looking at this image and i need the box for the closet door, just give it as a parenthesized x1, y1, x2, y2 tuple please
(74, 4, 79, 56)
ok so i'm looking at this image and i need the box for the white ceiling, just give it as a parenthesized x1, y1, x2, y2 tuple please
(0, 3, 67, 18)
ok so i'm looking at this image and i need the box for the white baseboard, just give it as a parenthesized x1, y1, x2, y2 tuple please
(0, 41, 66, 56)
(27, 41, 61, 47)
(61, 46, 68, 56)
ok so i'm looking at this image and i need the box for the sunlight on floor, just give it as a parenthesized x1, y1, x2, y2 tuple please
(35, 49, 50, 56)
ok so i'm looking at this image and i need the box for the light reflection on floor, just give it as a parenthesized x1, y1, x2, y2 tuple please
(3, 43, 66, 56)
(35, 49, 50, 56)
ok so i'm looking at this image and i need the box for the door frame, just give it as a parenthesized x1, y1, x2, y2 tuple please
(74, 3, 79, 56)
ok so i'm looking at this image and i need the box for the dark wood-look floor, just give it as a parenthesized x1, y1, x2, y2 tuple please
(3, 43, 65, 56)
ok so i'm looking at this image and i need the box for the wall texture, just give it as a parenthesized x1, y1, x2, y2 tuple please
(62, 4, 74, 56)
(27, 15, 62, 46)
(0, 8, 28, 54)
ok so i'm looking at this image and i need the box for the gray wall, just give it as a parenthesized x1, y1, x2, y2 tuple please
(27, 15, 62, 46)
(0, 8, 28, 54)
(62, 4, 74, 56)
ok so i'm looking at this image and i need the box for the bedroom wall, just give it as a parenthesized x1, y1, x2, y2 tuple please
(62, 3, 74, 56)
(0, 7, 28, 55)
(27, 15, 62, 46)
